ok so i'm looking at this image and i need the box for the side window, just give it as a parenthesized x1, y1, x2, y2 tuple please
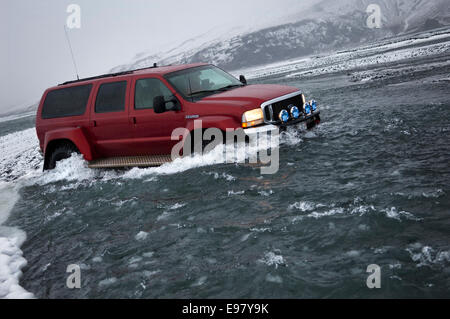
(134, 78, 173, 110)
(95, 81, 127, 113)
(42, 84, 92, 119)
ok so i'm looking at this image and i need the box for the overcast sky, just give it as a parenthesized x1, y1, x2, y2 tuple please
(0, 0, 307, 113)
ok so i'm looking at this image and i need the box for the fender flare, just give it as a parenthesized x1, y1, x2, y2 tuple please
(44, 127, 93, 161)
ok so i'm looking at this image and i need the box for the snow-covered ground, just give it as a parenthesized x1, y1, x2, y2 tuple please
(232, 29, 450, 80)
(0, 129, 40, 299)
(0, 182, 34, 299)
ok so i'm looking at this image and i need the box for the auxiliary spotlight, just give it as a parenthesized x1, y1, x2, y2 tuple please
(279, 109, 290, 123)
(304, 103, 311, 115)
(311, 100, 317, 112)
(290, 105, 300, 119)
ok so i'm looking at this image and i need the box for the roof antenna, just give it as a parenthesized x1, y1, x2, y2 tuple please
(64, 25, 80, 80)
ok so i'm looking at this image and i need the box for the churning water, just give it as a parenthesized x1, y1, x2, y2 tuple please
(0, 33, 449, 298)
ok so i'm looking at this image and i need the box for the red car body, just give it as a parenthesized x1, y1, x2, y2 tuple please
(36, 63, 319, 168)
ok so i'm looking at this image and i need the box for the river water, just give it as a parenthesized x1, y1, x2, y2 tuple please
(0, 30, 449, 298)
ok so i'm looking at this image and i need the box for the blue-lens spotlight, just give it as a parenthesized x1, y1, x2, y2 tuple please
(290, 105, 300, 119)
(279, 109, 290, 123)
(311, 100, 317, 112)
(304, 103, 311, 115)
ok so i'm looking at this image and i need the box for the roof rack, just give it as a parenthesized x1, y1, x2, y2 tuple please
(59, 63, 159, 86)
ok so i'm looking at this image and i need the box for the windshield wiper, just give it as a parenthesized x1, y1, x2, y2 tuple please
(187, 84, 244, 97)
(187, 89, 221, 97)
(217, 84, 244, 91)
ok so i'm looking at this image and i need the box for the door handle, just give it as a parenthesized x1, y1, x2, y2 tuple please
(93, 120, 97, 127)
(132, 117, 136, 124)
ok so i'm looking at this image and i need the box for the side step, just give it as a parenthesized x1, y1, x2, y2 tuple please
(88, 155, 172, 169)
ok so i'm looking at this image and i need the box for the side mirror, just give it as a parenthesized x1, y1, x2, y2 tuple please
(153, 96, 167, 114)
(153, 95, 181, 114)
(239, 75, 247, 85)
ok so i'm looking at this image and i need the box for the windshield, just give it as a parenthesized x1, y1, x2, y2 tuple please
(165, 65, 243, 100)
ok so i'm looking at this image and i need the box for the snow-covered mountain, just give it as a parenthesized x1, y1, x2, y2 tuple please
(112, 0, 450, 72)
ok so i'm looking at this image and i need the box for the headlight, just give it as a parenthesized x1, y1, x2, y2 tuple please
(242, 108, 264, 128)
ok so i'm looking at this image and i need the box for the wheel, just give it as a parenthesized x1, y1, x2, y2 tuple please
(45, 142, 79, 170)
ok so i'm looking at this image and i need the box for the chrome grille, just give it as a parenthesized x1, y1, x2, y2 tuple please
(263, 93, 304, 123)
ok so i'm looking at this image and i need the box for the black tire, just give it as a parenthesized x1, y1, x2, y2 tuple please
(45, 143, 79, 170)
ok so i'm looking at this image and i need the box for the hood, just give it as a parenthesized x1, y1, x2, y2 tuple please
(195, 84, 300, 110)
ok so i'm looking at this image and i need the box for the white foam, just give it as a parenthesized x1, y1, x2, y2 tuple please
(4, 137, 276, 190)
(0, 182, 34, 299)
(168, 203, 186, 210)
(135, 231, 149, 241)
(406, 244, 450, 268)
(280, 129, 304, 146)
(156, 211, 172, 221)
(203, 171, 236, 182)
(228, 190, 245, 196)
(345, 250, 361, 258)
(258, 251, 286, 269)
(0, 126, 284, 191)
(98, 277, 117, 287)
(142, 252, 154, 258)
(122, 142, 268, 180)
(240, 233, 251, 242)
(265, 274, 283, 284)
(92, 257, 103, 263)
(383, 207, 422, 221)
(288, 201, 315, 212)
(191, 276, 207, 287)
(307, 207, 345, 219)
(258, 190, 273, 197)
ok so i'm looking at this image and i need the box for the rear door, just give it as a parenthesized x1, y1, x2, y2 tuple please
(88, 79, 134, 157)
(128, 76, 186, 155)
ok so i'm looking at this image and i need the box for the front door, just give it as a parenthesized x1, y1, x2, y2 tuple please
(129, 76, 186, 155)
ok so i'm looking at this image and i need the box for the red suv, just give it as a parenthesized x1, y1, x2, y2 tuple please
(36, 63, 320, 170)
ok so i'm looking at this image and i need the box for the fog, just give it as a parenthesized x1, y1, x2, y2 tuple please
(0, 0, 314, 114)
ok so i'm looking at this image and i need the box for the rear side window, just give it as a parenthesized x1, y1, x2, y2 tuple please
(95, 81, 127, 113)
(135, 78, 173, 110)
(42, 84, 92, 119)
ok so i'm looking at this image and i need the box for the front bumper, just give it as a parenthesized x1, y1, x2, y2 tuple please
(276, 110, 321, 127)
(243, 124, 279, 135)
(243, 111, 320, 135)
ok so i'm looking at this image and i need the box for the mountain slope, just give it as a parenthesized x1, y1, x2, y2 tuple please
(112, 0, 450, 72)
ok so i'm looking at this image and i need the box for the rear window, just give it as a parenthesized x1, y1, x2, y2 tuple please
(95, 81, 127, 113)
(42, 84, 92, 119)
